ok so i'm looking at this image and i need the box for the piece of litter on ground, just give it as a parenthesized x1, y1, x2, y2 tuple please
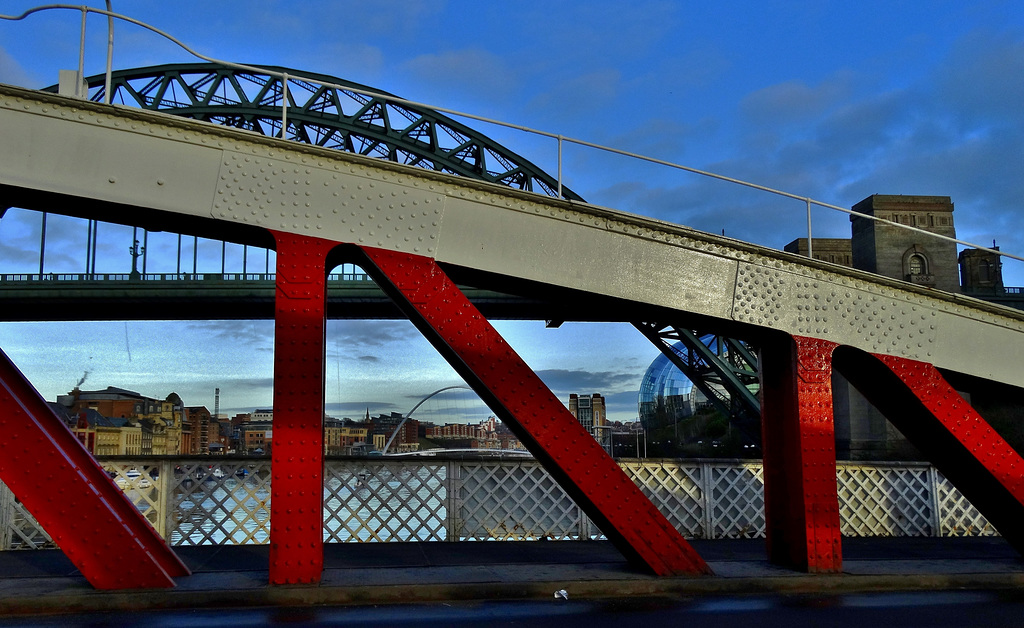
(554, 589, 568, 600)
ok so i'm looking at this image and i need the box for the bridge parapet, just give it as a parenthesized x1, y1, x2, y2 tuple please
(0, 457, 996, 551)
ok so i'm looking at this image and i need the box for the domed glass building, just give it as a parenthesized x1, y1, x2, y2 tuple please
(637, 344, 694, 432)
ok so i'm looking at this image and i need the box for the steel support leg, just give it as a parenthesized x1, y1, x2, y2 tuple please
(0, 348, 188, 589)
(759, 334, 841, 573)
(269, 231, 335, 585)
(358, 246, 710, 576)
(839, 350, 1024, 551)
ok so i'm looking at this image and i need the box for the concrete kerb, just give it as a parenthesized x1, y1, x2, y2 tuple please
(4, 571, 1024, 617)
(2, 538, 1023, 617)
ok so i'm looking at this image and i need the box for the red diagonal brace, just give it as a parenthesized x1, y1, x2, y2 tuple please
(358, 246, 710, 576)
(759, 334, 841, 573)
(0, 348, 188, 589)
(269, 231, 335, 585)
(845, 352, 1024, 551)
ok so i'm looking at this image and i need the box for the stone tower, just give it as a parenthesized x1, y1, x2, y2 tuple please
(850, 195, 959, 293)
(959, 247, 1004, 296)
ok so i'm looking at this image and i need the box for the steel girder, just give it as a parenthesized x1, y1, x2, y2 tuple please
(634, 323, 761, 441)
(5, 85, 1024, 390)
(259, 238, 710, 582)
(44, 63, 582, 202)
(835, 348, 1024, 554)
(356, 246, 711, 577)
(0, 349, 189, 588)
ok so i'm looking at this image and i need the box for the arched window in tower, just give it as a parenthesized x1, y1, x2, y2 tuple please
(980, 260, 993, 283)
(908, 253, 927, 276)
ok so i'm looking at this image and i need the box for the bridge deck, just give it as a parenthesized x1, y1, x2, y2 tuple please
(0, 273, 560, 321)
(0, 537, 1021, 617)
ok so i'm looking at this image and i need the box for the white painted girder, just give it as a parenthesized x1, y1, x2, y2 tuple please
(2, 85, 1022, 387)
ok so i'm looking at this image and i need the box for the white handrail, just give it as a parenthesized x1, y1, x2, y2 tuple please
(103, 1, 112, 105)
(0, 4, 1020, 265)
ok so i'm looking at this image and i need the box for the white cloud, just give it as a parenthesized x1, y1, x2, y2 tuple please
(739, 72, 859, 129)
(402, 48, 521, 101)
(527, 68, 622, 121)
(0, 45, 35, 87)
(936, 29, 1024, 123)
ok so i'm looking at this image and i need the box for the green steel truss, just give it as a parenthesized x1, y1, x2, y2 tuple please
(45, 63, 582, 201)
(634, 322, 762, 443)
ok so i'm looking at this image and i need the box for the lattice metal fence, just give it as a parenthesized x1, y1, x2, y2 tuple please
(323, 460, 450, 542)
(457, 461, 586, 540)
(0, 481, 54, 550)
(167, 460, 273, 545)
(707, 462, 766, 538)
(621, 460, 707, 537)
(0, 457, 997, 550)
(838, 463, 935, 536)
(934, 468, 999, 536)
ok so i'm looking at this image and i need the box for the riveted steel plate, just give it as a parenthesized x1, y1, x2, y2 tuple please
(436, 195, 737, 319)
(0, 99, 222, 215)
(213, 150, 445, 253)
(269, 231, 335, 585)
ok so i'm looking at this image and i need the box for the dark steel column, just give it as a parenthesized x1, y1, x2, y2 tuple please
(38, 212, 46, 276)
(268, 231, 334, 585)
(759, 334, 841, 573)
(358, 246, 710, 576)
(0, 349, 188, 589)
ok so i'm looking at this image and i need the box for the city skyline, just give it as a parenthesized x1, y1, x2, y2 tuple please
(3, 313, 656, 424)
(1, 1, 1021, 422)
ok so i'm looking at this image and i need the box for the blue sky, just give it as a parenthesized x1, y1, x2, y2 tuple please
(0, 1, 1022, 422)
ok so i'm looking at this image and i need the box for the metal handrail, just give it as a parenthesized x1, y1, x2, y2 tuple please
(0, 272, 375, 283)
(1, 4, 1021, 267)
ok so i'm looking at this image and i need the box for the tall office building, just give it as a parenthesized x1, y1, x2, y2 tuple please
(568, 393, 606, 434)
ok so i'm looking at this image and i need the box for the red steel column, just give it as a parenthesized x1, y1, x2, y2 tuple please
(358, 246, 710, 576)
(269, 231, 335, 585)
(0, 349, 188, 589)
(759, 334, 841, 573)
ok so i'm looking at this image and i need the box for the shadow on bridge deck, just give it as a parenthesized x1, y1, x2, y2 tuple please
(0, 538, 1021, 618)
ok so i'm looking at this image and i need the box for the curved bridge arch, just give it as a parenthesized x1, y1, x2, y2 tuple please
(45, 62, 583, 201)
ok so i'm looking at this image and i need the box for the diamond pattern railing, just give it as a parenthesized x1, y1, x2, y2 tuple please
(0, 479, 54, 550)
(933, 467, 997, 536)
(104, 461, 167, 538)
(166, 460, 272, 545)
(620, 460, 705, 537)
(707, 462, 765, 538)
(457, 461, 584, 540)
(837, 463, 935, 536)
(0, 458, 1000, 550)
(323, 460, 448, 542)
